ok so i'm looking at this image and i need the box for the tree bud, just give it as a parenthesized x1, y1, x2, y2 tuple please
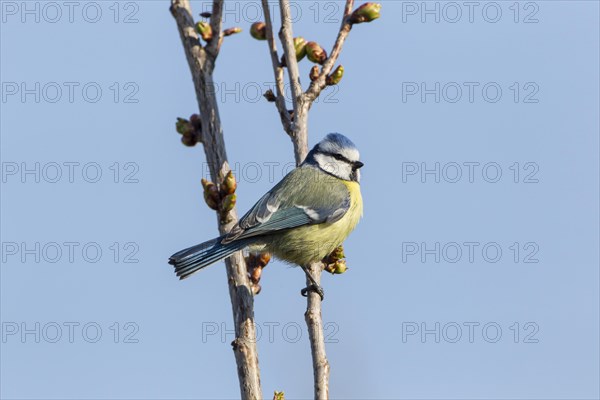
(176, 117, 192, 135)
(273, 391, 285, 400)
(181, 133, 197, 147)
(250, 22, 267, 40)
(294, 37, 307, 61)
(263, 89, 276, 102)
(350, 3, 382, 24)
(252, 283, 262, 295)
(201, 179, 220, 210)
(221, 193, 237, 213)
(330, 246, 345, 262)
(309, 66, 320, 82)
(305, 41, 327, 64)
(189, 114, 202, 131)
(258, 252, 271, 267)
(326, 65, 344, 85)
(250, 266, 262, 284)
(195, 21, 213, 41)
(333, 260, 348, 274)
(221, 170, 237, 195)
(223, 27, 242, 37)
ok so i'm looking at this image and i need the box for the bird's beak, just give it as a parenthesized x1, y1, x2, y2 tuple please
(353, 161, 364, 169)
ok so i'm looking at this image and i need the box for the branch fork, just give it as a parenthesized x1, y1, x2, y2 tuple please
(171, 1, 261, 399)
(260, 1, 357, 397)
(172, 0, 376, 397)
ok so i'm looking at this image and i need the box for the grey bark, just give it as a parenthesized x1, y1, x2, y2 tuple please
(263, 1, 356, 398)
(170, 1, 262, 398)
(172, 0, 357, 397)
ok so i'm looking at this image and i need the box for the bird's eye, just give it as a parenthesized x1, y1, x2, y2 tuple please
(333, 154, 345, 161)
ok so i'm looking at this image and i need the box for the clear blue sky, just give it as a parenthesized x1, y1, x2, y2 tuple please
(1, 1, 599, 399)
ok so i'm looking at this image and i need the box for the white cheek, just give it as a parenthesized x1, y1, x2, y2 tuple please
(315, 154, 352, 180)
(339, 164, 353, 180)
(314, 154, 336, 174)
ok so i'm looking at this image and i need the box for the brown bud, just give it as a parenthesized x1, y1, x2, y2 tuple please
(250, 22, 267, 40)
(246, 253, 258, 269)
(201, 179, 220, 210)
(327, 245, 345, 263)
(195, 21, 213, 41)
(263, 89, 276, 102)
(221, 193, 237, 213)
(350, 2, 382, 24)
(325, 260, 348, 274)
(294, 37, 307, 61)
(306, 41, 327, 64)
(223, 27, 242, 37)
(324, 263, 336, 274)
(258, 252, 271, 267)
(326, 65, 344, 86)
(189, 114, 202, 131)
(176, 117, 192, 135)
(250, 266, 262, 284)
(221, 170, 237, 196)
(181, 133, 197, 147)
(252, 283, 262, 295)
(309, 65, 320, 82)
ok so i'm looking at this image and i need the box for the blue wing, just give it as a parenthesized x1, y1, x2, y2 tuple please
(222, 167, 350, 244)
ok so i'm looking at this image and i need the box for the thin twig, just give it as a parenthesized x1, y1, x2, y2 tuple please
(170, 1, 262, 398)
(278, 0, 309, 164)
(261, 0, 291, 133)
(278, 0, 303, 116)
(205, 0, 224, 60)
(254, 0, 359, 397)
(304, 261, 330, 400)
(305, 0, 355, 102)
(292, 2, 357, 398)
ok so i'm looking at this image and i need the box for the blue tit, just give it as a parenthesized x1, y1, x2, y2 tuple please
(169, 133, 364, 297)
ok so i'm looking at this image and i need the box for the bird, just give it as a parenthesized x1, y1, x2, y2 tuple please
(169, 133, 364, 299)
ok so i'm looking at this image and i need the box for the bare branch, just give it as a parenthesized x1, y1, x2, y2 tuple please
(278, 0, 303, 115)
(276, 2, 357, 397)
(205, 0, 224, 60)
(261, 0, 291, 133)
(173, 0, 364, 397)
(285, 0, 355, 164)
(304, 262, 330, 399)
(305, 0, 355, 102)
(170, 0, 207, 71)
(278, 16, 331, 397)
(171, 1, 262, 398)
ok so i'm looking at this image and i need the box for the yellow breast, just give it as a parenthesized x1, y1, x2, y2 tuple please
(340, 180, 363, 235)
(268, 181, 363, 265)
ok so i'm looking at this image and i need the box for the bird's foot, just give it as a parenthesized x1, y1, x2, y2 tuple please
(301, 284, 325, 301)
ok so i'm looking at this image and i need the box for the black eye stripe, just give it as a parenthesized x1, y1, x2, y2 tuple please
(320, 151, 353, 164)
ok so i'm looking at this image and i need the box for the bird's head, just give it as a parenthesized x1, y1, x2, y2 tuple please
(305, 133, 364, 182)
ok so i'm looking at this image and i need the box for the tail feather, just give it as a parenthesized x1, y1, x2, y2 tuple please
(169, 236, 248, 280)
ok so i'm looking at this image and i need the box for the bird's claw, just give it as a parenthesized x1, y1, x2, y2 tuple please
(301, 284, 325, 300)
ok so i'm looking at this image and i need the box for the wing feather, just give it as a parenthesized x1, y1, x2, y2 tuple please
(222, 167, 350, 244)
